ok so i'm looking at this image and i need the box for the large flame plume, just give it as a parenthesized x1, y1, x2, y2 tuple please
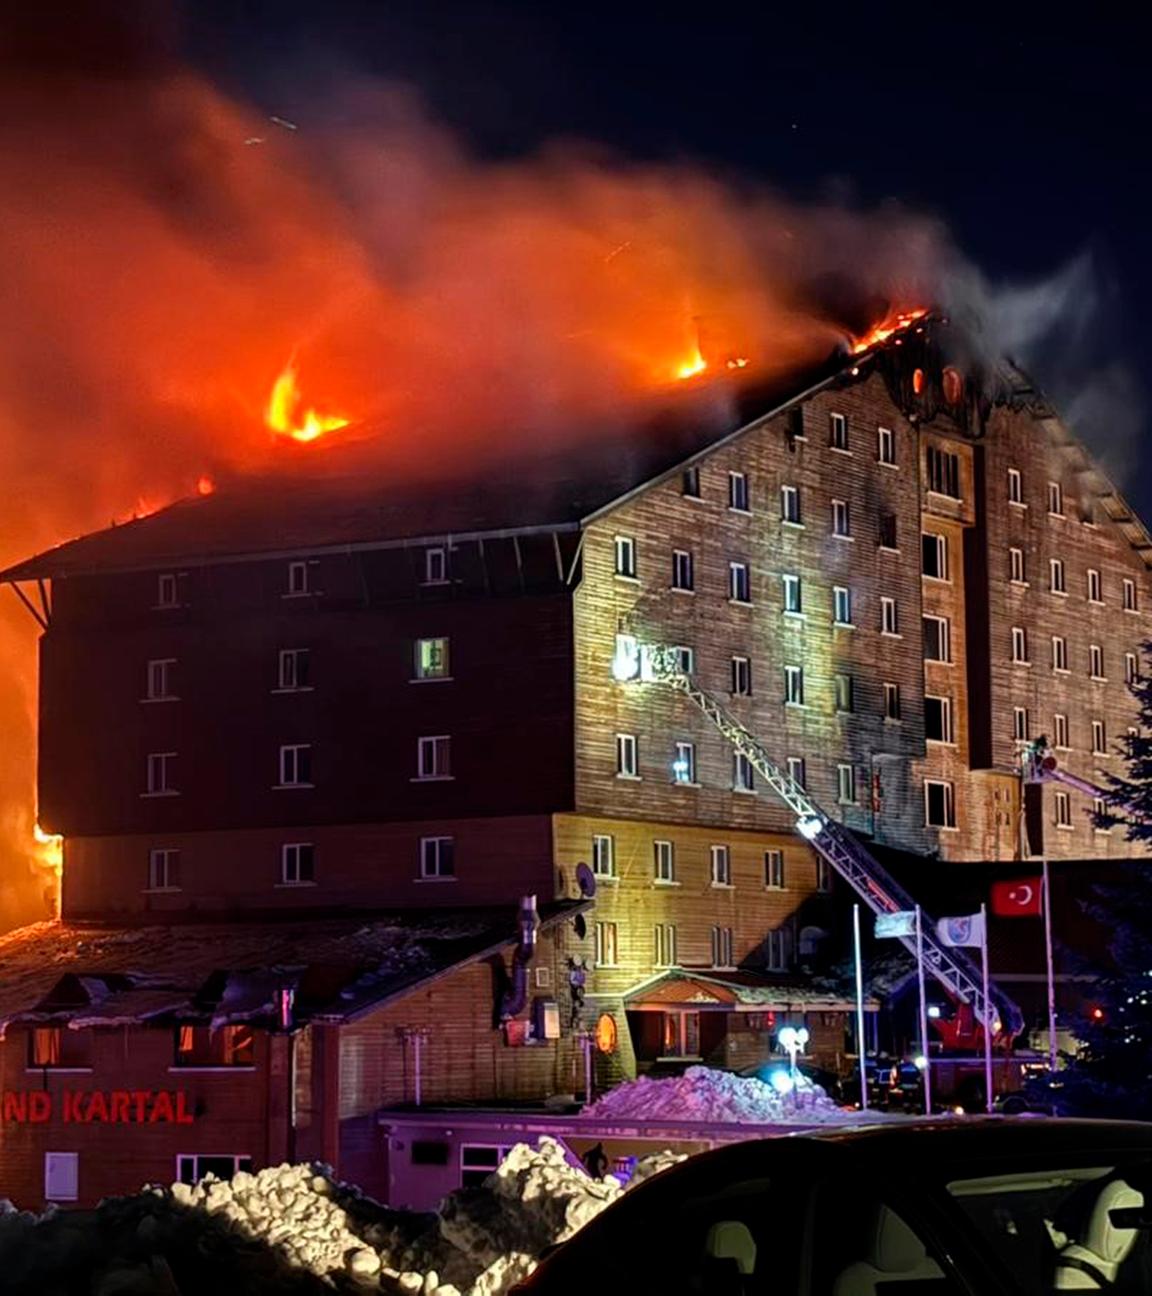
(265, 363, 350, 444)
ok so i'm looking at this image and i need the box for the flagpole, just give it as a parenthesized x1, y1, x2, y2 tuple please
(981, 902, 993, 1114)
(854, 903, 869, 1112)
(1043, 859, 1057, 1077)
(915, 905, 931, 1114)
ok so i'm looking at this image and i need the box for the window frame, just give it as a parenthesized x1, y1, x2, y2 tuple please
(784, 664, 805, 706)
(286, 560, 310, 597)
(277, 647, 312, 692)
(728, 471, 751, 513)
(413, 637, 451, 682)
(883, 681, 902, 721)
(1009, 547, 1026, 584)
(877, 425, 896, 466)
(1051, 635, 1069, 673)
(1007, 467, 1024, 506)
(734, 751, 756, 793)
(780, 483, 802, 525)
(710, 925, 735, 969)
(829, 411, 849, 452)
(144, 658, 177, 702)
(613, 535, 637, 580)
(1012, 706, 1030, 743)
(419, 835, 455, 880)
(782, 572, 803, 615)
(710, 844, 732, 887)
(880, 595, 899, 637)
(764, 849, 785, 890)
(280, 841, 315, 886)
(1123, 578, 1138, 612)
(654, 922, 678, 968)
(837, 763, 857, 804)
(653, 839, 676, 884)
(144, 751, 178, 797)
(592, 833, 616, 879)
(147, 847, 180, 892)
(1087, 568, 1103, 604)
(615, 732, 639, 779)
(277, 743, 313, 788)
(730, 655, 752, 696)
(423, 546, 448, 586)
(925, 444, 961, 498)
(728, 561, 752, 604)
(1091, 719, 1108, 756)
(786, 755, 806, 790)
(1054, 789, 1072, 829)
(924, 778, 957, 829)
(1089, 643, 1105, 681)
(924, 695, 955, 745)
(834, 672, 854, 713)
(681, 465, 701, 499)
(833, 585, 852, 626)
(1047, 480, 1064, 517)
(1011, 626, 1030, 664)
(671, 548, 695, 593)
(831, 498, 852, 538)
(594, 921, 619, 968)
(921, 532, 949, 581)
(156, 573, 179, 609)
(672, 740, 697, 786)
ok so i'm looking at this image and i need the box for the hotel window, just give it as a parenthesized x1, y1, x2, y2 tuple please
(424, 546, 447, 585)
(278, 647, 311, 690)
(681, 465, 701, 498)
(765, 849, 785, 889)
(594, 921, 619, 966)
(145, 751, 177, 796)
(177, 1155, 253, 1187)
(671, 548, 695, 592)
(1088, 568, 1103, 603)
(673, 740, 697, 785)
(765, 929, 789, 972)
(925, 696, 954, 744)
(1126, 652, 1139, 685)
(662, 1010, 700, 1058)
(1007, 467, 1024, 505)
(923, 616, 950, 663)
(44, 1152, 80, 1203)
(729, 561, 751, 603)
(878, 512, 898, 550)
(1012, 707, 1030, 743)
(416, 735, 452, 780)
(881, 596, 899, 637)
(1052, 636, 1069, 672)
(784, 664, 804, 706)
(883, 681, 902, 720)
(1092, 720, 1107, 755)
(780, 484, 801, 524)
(175, 1023, 255, 1068)
(837, 764, 857, 804)
(925, 779, 957, 829)
(414, 637, 450, 681)
(592, 833, 616, 878)
(829, 411, 849, 450)
(730, 656, 752, 696)
(673, 645, 695, 675)
(922, 532, 948, 581)
(710, 844, 732, 886)
(616, 733, 639, 778)
(1050, 559, 1066, 594)
(831, 499, 851, 538)
(833, 586, 852, 626)
(1090, 644, 1105, 680)
(654, 923, 678, 968)
(786, 756, 806, 789)
(144, 658, 176, 701)
(280, 842, 314, 885)
(1094, 797, 1110, 833)
(147, 847, 180, 891)
(710, 926, 735, 969)
(815, 856, 832, 893)
(734, 752, 756, 792)
(728, 471, 750, 512)
(156, 573, 179, 608)
(653, 839, 676, 883)
(1010, 548, 1026, 583)
(278, 744, 312, 787)
(1047, 480, 1064, 516)
(29, 1026, 90, 1070)
(1054, 791, 1072, 829)
(1053, 714, 1070, 749)
(420, 836, 455, 878)
(787, 407, 806, 442)
(877, 425, 895, 465)
(1124, 578, 1138, 612)
(1011, 627, 1029, 663)
(782, 573, 803, 614)
(926, 445, 960, 498)
(287, 560, 310, 596)
(834, 672, 854, 713)
(614, 535, 637, 579)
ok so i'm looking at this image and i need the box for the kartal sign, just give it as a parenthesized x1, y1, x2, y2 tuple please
(0, 1090, 195, 1124)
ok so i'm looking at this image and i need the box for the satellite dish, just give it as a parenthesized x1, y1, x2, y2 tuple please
(575, 862, 597, 898)
(573, 913, 587, 940)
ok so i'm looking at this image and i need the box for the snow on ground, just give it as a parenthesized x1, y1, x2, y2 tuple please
(586, 1063, 850, 1124)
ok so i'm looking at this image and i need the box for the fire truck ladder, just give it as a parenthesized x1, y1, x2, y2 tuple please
(622, 642, 1024, 1038)
(1022, 737, 1139, 818)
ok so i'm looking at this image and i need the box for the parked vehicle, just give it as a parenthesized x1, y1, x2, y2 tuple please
(515, 1119, 1152, 1294)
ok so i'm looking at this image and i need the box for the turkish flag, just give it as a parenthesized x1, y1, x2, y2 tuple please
(991, 877, 1043, 917)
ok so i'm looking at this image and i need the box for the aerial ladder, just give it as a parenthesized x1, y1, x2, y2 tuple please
(1022, 736, 1139, 819)
(612, 637, 1024, 1039)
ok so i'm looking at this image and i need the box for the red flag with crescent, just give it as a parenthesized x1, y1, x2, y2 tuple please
(991, 877, 1043, 917)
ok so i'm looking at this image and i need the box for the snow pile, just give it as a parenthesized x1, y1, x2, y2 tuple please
(586, 1064, 846, 1123)
(0, 1139, 682, 1296)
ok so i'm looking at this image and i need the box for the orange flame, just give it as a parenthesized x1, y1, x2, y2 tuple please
(265, 362, 349, 443)
(851, 309, 929, 354)
(196, 475, 215, 496)
(33, 822, 62, 880)
(675, 345, 708, 381)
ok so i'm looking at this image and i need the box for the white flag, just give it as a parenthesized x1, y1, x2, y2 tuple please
(936, 913, 986, 948)
(874, 911, 917, 938)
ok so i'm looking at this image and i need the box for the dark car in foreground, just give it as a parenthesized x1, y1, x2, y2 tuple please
(515, 1119, 1152, 1294)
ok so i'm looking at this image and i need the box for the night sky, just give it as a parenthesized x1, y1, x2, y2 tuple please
(184, 3, 1147, 517)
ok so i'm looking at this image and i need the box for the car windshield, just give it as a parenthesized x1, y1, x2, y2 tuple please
(945, 1161, 1152, 1294)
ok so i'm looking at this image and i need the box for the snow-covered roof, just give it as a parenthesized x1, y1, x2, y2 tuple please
(624, 970, 879, 1012)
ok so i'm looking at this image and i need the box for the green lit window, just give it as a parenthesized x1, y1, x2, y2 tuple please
(415, 637, 451, 680)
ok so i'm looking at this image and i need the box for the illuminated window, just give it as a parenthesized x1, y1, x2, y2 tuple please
(1092, 720, 1107, 756)
(926, 445, 960, 498)
(878, 511, 898, 550)
(615, 733, 638, 778)
(925, 696, 954, 744)
(156, 573, 179, 608)
(829, 412, 849, 451)
(673, 741, 696, 785)
(1054, 791, 1072, 828)
(1123, 578, 1138, 612)
(912, 367, 925, 394)
(1011, 627, 1029, 664)
(710, 926, 735, 968)
(782, 573, 802, 614)
(420, 836, 454, 878)
(681, 465, 701, 498)
(881, 596, 899, 637)
(148, 848, 180, 891)
(924, 780, 956, 829)
(942, 367, 963, 403)
(734, 753, 756, 792)
(1053, 714, 1069, 749)
(833, 586, 852, 626)
(922, 533, 948, 580)
(1012, 707, 1029, 743)
(424, 547, 447, 585)
(662, 1010, 700, 1057)
(145, 659, 177, 701)
(1049, 559, 1066, 594)
(1007, 468, 1024, 505)
(175, 1024, 255, 1068)
(653, 840, 676, 883)
(1047, 481, 1064, 516)
(145, 751, 178, 796)
(877, 425, 895, 465)
(654, 923, 677, 968)
(279, 647, 311, 690)
(287, 561, 310, 595)
(280, 842, 314, 885)
(1090, 644, 1105, 680)
(671, 549, 695, 592)
(728, 471, 750, 512)
(731, 656, 751, 696)
(1052, 636, 1069, 672)
(710, 844, 732, 886)
(416, 736, 452, 780)
(837, 764, 857, 804)
(784, 665, 804, 706)
(592, 833, 615, 878)
(780, 484, 801, 524)
(764, 850, 785, 889)
(278, 744, 313, 788)
(1009, 548, 1026, 583)
(1088, 568, 1103, 603)
(1126, 652, 1139, 685)
(613, 535, 637, 579)
(786, 756, 806, 789)
(414, 637, 449, 681)
(883, 682, 901, 720)
(729, 562, 751, 603)
(834, 672, 854, 713)
(831, 499, 851, 538)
